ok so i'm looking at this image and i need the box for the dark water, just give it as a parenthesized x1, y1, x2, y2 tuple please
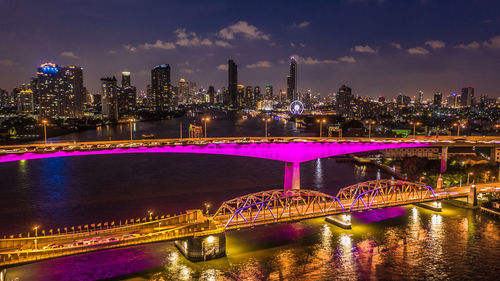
(2, 115, 500, 280)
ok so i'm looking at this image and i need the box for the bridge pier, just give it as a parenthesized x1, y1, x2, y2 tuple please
(415, 201, 442, 212)
(440, 146, 448, 173)
(175, 232, 226, 262)
(0, 268, 6, 281)
(468, 184, 478, 207)
(325, 214, 351, 229)
(284, 162, 300, 190)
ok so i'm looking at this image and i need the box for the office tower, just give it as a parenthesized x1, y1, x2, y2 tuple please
(396, 94, 411, 106)
(286, 57, 297, 101)
(254, 86, 261, 102)
(417, 91, 424, 104)
(37, 63, 84, 118)
(335, 84, 353, 116)
(447, 92, 459, 108)
(101, 77, 118, 119)
(433, 92, 442, 106)
(279, 89, 287, 103)
(208, 86, 215, 104)
(265, 85, 273, 99)
(151, 64, 171, 111)
(228, 60, 238, 107)
(178, 78, 189, 104)
(17, 89, 34, 114)
(460, 87, 474, 107)
(221, 87, 228, 104)
(303, 90, 312, 108)
(237, 85, 245, 107)
(122, 71, 131, 88)
(245, 86, 253, 107)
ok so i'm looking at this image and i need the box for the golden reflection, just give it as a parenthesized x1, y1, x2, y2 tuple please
(338, 233, 356, 273)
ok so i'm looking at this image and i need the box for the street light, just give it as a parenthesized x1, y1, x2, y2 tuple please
(34, 225, 39, 250)
(467, 172, 473, 185)
(453, 122, 466, 136)
(316, 119, 326, 138)
(129, 119, 134, 141)
(42, 120, 48, 144)
(262, 118, 271, 138)
(409, 121, 421, 139)
(204, 203, 210, 215)
(202, 117, 210, 138)
(148, 211, 153, 221)
(365, 120, 376, 139)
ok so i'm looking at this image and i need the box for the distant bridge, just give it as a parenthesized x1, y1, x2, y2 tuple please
(1, 179, 498, 273)
(1, 136, 498, 189)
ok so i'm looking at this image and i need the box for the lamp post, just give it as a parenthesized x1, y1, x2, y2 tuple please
(453, 122, 465, 137)
(262, 118, 271, 138)
(34, 226, 39, 250)
(467, 172, 473, 185)
(409, 121, 421, 139)
(42, 120, 47, 145)
(365, 120, 375, 139)
(129, 119, 133, 141)
(202, 117, 210, 138)
(204, 203, 210, 215)
(316, 119, 326, 138)
(148, 211, 153, 221)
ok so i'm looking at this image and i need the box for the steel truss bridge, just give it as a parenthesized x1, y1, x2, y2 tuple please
(1, 179, 498, 272)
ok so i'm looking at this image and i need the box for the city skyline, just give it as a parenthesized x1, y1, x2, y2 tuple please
(0, 0, 499, 98)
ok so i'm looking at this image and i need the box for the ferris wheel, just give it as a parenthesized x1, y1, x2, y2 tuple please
(289, 100, 304, 115)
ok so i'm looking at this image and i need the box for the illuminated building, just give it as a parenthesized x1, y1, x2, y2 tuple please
(447, 92, 459, 108)
(237, 84, 245, 107)
(265, 85, 273, 99)
(335, 85, 353, 117)
(151, 64, 171, 111)
(208, 86, 215, 104)
(396, 94, 411, 106)
(121, 72, 131, 88)
(378, 96, 386, 103)
(0, 89, 9, 107)
(286, 57, 297, 102)
(118, 72, 136, 118)
(37, 63, 84, 118)
(417, 91, 424, 104)
(101, 77, 118, 119)
(460, 87, 474, 107)
(178, 78, 189, 104)
(228, 59, 238, 107)
(433, 92, 442, 106)
(245, 86, 253, 107)
(254, 86, 261, 103)
(17, 89, 34, 114)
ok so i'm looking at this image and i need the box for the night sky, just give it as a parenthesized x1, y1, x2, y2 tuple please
(0, 0, 499, 98)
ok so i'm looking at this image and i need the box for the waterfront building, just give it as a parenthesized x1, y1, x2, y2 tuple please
(101, 77, 118, 119)
(17, 89, 34, 114)
(228, 59, 238, 107)
(335, 84, 354, 117)
(151, 64, 171, 111)
(286, 57, 297, 102)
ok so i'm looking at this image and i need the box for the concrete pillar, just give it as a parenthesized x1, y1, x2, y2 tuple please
(468, 184, 477, 207)
(325, 214, 351, 229)
(440, 146, 448, 173)
(0, 268, 6, 281)
(175, 232, 226, 262)
(284, 162, 300, 190)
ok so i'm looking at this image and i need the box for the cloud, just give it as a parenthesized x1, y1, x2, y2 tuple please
(217, 64, 228, 71)
(293, 21, 310, 28)
(215, 40, 232, 48)
(219, 21, 270, 40)
(123, 45, 137, 52)
(0, 59, 15, 66)
(425, 40, 445, 49)
(291, 54, 338, 65)
(60, 51, 79, 59)
(108, 50, 117, 54)
(139, 40, 176, 50)
(246, 60, 273, 69)
(390, 42, 402, 50)
(175, 28, 212, 47)
(407, 46, 429, 55)
(180, 68, 193, 74)
(352, 45, 377, 53)
(455, 41, 480, 50)
(483, 35, 500, 49)
(338, 56, 356, 63)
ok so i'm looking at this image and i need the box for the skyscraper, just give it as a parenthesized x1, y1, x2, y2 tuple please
(286, 57, 297, 102)
(417, 91, 424, 104)
(101, 77, 118, 119)
(335, 85, 353, 117)
(122, 71, 131, 88)
(460, 87, 474, 107)
(228, 60, 238, 107)
(265, 85, 273, 99)
(151, 64, 171, 111)
(254, 86, 261, 103)
(37, 63, 84, 118)
(207, 86, 215, 104)
(118, 72, 136, 117)
(433, 92, 442, 106)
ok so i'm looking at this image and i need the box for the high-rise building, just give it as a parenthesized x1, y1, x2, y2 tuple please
(378, 96, 386, 103)
(417, 91, 424, 104)
(265, 85, 273, 99)
(151, 64, 171, 111)
(228, 60, 238, 107)
(17, 89, 34, 114)
(396, 94, 411, 106)
(433, 92, 442, 106)
(117, 72, 136, 117)
(447, 92, 459, 108)
(0, 89, 9, 108)
(237, 85, 245, 107)
(37, 63, 84, 118)
(335, 85, 354, 116)
(101, 77, 118, 119)
(460, 87, 474, 107)
(178, 78, 189, 104)
(245, 86, 253, 107)
(254, 86, 261, 103)
(286, 57, 297, 102)
(207, 86, 215, 104)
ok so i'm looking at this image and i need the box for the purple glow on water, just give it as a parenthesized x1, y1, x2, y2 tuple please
(353, 206, 407, 223)
(0, 142, 429, 164)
